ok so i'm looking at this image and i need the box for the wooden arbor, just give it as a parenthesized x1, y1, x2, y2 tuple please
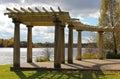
(73, 21, 115, 60)
(5, 7, 73, 68)
(5, 7, 116, 69)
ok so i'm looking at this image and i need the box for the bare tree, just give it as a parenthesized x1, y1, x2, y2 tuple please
(99, 0, 120, 54)
(36, 42, 52, 62)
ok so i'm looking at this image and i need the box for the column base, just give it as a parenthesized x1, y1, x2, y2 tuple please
(61, 61, 65, 64)
(27, 60, 32, 63)
(54, 63, 61, 68)
(99, 58, 104, 60)
(76, 59, 82, 61)
(13, 64, 20, 68)
(10, 67, 21, 71)
(68, 60, 73, 64)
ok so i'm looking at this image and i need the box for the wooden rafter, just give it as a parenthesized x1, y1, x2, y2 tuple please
(73, 21, 115, 32)
(50, 7, 55, 13)
(42, 7, 48, 12)
(6, 8, 16, 13)
(28, 7, 34, 12)
(21, 7, 28, 12)
(58, 7, 62, 12)
(35, 7, 41, 12)
(14, 8, 23, 13)
(4, 7, 116, 32)
(5, 7, 70, 26)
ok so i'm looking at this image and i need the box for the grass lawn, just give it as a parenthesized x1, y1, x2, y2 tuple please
(0, 65, 120, 79)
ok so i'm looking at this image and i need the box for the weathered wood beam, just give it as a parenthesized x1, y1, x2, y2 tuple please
(8, 12, 68, 20)
(21, 7, 28, 12)
(6, 8, 16, 13)
(58, 6, 62, 12)
(75, 26, 114, 32)
(50, 7, 55, 13)
(28, 7, 34, 12)
(70, 18, 79, 22)
(42, 7, 48, 12)
(73, 22, 115, 32)
(35, 7, 41, 12)
(14, 8, 23, 13)
(23, 22, 54, 26)
(50, 7, 57, 18)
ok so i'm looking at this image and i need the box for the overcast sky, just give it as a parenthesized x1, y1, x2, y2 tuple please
(0, 0, 101, 43)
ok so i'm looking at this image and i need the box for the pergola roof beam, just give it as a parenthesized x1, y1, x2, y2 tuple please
(42, 7, 48, 12)
(70, 18, 79, 22)
(21, 7, 28, 12)
(28, 7, 34, 12)
(35, 7, 41, 12)
(6, 8, 16, 13)
(50, 7, 55, 13)
(4, 7, 71, 26)
(58, 6, 62, 12)
(73, 22, 115, 32)
(14, 8, 23, 13)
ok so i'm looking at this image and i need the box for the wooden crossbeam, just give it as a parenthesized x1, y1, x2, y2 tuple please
(5, 7, 70, 26)
(50, 7, 55, 13)
(6, 8, 16, 13)
(35, 7, 41, 12)
(14, 8, 22, 13)
(21, 7, 28, 12)
(58, 6, 62, 12)
(28, 7, 34, 12)
(42, 7, 48, 12)
(73, 21, 115, 32)
(70, 18, 79, 22)
(50, 7, 60, 19)
(4, 7, 116, 32)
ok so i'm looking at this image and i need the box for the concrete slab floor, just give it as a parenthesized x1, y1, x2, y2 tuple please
(19, 59, 120, 71)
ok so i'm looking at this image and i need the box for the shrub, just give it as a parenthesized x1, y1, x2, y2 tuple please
(106, 52, 120, 59)
(35, 48, 52, 62)
(36, 56, 50, 62)
(82, 52, 98, 59)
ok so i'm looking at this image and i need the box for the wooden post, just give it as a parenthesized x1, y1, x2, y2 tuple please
(60, 26, 65, 64)
(13, 20, 20, 67)
(27, 26, 33, 63)
(54, 19, 61, 68)
(68, 25, 73, 64)
(76, 30, 82, 61)
(98, 31, 104, 59)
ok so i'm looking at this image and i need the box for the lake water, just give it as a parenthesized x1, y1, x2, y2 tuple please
(0, 48, 97, 65)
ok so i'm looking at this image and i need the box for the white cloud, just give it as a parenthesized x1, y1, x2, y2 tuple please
(89, 11, 100, 19)
(44, 33, 54, 39)
(21, 0, 25, 3)
(31, 27, 55, 42)
(75, 15, 87, 25)
(77, 16, 85, 21)
(0, 0, 101, 43)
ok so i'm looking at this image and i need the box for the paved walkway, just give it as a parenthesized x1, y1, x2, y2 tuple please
(21, 59, 120, 71)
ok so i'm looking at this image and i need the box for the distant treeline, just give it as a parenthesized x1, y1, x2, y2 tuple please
(0, 38, 97, 48)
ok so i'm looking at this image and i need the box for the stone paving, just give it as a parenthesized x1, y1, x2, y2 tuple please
(21, 59, 120, 70)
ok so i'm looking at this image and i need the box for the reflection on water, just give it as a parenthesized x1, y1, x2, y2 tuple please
(0, 48, 97, 65)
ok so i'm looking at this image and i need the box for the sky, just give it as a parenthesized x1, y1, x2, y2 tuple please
(0, 0, 101, 43)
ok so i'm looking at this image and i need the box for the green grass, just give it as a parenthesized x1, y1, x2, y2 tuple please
(0, 65, 120, 79)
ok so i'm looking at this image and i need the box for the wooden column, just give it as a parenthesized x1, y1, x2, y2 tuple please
(54, 19, 61, 68)
(60, 26, 65, 64)
(68, 25, 73, 64)
(76, 30, 82, 61)
(27, 26, 33, 63)
(98, 31, 104, 59)
(13, 20, 20, 67)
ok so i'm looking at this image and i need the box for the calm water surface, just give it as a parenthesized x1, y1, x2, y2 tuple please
(0, 48, 93, 65)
